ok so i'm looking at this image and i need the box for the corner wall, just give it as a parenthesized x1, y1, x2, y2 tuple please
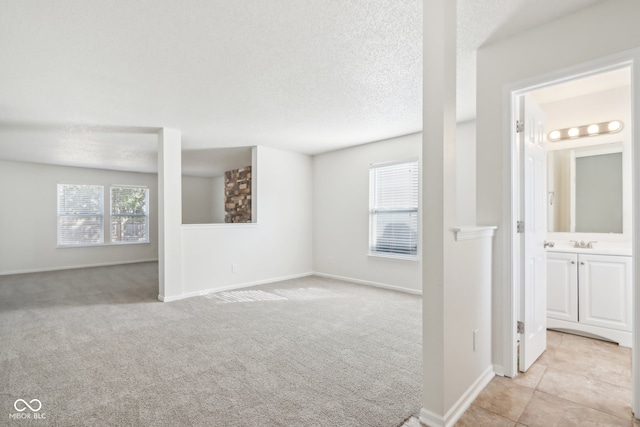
(181, 146, 313, 296)
(456, 120, 476, 225)
(312, 133, 422, 293)
(182, 175, 214, 224)
(0, 160, 158, 275)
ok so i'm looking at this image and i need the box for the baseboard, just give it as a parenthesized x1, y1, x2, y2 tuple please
(419, 408, 445, 427)
(0, 259, 159, 276)
(313, 272, 422, 295)
(419, 365, 495, 427)
(158, 271, 315, 302)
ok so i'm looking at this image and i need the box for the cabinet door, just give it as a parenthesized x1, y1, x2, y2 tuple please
(547, 252, 578, 322)
(579, 254, 632, 331)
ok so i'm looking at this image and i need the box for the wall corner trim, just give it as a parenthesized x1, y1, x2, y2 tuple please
(492, 364, 506, 377)
(313, 272, 422, 295)
(452, 226, 498, 241)
(158, 272, 315, 302)
(419, 365, 495, 427)
(0, 259, 159, 276)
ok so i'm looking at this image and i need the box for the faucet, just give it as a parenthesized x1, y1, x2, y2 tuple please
(570, 240, 597, 249)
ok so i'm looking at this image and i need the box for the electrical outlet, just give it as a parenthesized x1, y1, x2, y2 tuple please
(473, 329, 479, 351)
(232, 264, 238, 273)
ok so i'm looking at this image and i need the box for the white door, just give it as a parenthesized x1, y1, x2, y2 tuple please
(547, 252, 578, 322)
(519, 95, 547, 372)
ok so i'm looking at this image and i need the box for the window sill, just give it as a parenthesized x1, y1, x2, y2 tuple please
(57, 241, 150, 249)
(367, 253, 420, 262)
(182, 223, 258, 229)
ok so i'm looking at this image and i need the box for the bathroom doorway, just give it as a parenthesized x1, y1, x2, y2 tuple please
(509, 57, 637, 413)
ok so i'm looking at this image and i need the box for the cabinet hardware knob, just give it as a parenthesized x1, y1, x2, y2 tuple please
(580, 262, 585, 265)
(571, 261, 576, 264)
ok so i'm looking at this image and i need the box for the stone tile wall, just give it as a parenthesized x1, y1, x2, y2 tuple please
(224, 166, 252, 223)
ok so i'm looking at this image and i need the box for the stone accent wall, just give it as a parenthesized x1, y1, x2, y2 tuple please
(224, 165, 252, 223)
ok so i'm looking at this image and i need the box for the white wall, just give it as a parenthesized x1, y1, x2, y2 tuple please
(0, 160, 158, 275)
(476, 0, 640, 375)
(456, 120, 476, 225)
(182, 175, 214, 224)
(181, 146, 313, 295)
(420, 1, 496, 423)
(211, 175, 225, 223)
(312, 133, 422, 293)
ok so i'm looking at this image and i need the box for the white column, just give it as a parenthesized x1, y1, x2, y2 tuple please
(421, 0, 457, 425)
(158, 128, 183, 301)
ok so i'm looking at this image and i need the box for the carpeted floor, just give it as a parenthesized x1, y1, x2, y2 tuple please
(0, 262, 422, 426)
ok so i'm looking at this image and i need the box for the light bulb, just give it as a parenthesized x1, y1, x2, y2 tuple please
(568, 128, 579, 137)
(548, 130, 561, 141)
(587, 124, 599, 134)
(608, 121, 622, 132)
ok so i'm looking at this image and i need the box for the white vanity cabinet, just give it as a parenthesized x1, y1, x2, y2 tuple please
(547, 251, 632, 347)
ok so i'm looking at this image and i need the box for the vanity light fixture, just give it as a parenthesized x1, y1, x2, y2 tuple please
(547, 120, 624, 142)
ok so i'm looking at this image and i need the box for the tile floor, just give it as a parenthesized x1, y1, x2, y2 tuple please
(456, 329, 635, 426)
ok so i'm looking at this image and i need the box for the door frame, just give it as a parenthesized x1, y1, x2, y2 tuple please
(501, 48, 640, 413)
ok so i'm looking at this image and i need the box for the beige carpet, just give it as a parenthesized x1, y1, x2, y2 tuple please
(0, 262, 422, 426)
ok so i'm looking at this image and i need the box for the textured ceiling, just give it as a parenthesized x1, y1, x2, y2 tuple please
(456, 0, 604, 122)
(0, 0, 605, 173)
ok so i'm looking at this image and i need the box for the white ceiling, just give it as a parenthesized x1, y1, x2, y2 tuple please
(456, 0, 604, 123)
(0, 0, 605, 173)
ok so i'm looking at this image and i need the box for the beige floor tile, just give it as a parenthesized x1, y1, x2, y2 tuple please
(512, 362, 546, 389)
(454, 405, 515, 427)
(518, 391, 630, 427)
(546, 329, 564, 352)
(559, 333, 630, 361)
(549, 345, 631, 390)
(472, 376, 534, 422)
(535, 348, 553, 366)
(536, 367, 631, 420)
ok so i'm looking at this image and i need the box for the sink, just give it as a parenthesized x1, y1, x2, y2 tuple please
(547, 246, 632, 256)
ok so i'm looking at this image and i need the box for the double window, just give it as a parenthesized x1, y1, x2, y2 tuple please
(369, 160, 419, 259)
(57, 184, 149, 247)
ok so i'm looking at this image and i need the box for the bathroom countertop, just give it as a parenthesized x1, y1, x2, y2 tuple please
(547, 247, 632, 256)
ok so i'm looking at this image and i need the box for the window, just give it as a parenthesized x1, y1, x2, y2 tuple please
(57, 184, 104, 246)
(369, 160, 419, 258)
(110, 186, 149, 243)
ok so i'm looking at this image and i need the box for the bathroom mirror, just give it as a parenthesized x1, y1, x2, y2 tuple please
(181, 146, 256, 225)
(547, 143, 623, 233)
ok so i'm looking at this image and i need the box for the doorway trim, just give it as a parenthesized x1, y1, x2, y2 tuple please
(501, 48, 640, 413)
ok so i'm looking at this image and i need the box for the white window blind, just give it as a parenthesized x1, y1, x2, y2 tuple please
(110, 186, 149, 243)
(369, 160, 418, 258)
(57, 184, 104, 246)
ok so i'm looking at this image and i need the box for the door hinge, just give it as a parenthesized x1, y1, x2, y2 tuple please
(517, 221, 525, 233)
(517, 321, 524, 334)
(516, 120, 525, 133)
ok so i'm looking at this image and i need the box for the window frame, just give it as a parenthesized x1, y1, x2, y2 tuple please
(56, 183, 151, 249)
(109, 185, 150, 245)
(57, 184, 105, 247)
(368, 159, 420, 261)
